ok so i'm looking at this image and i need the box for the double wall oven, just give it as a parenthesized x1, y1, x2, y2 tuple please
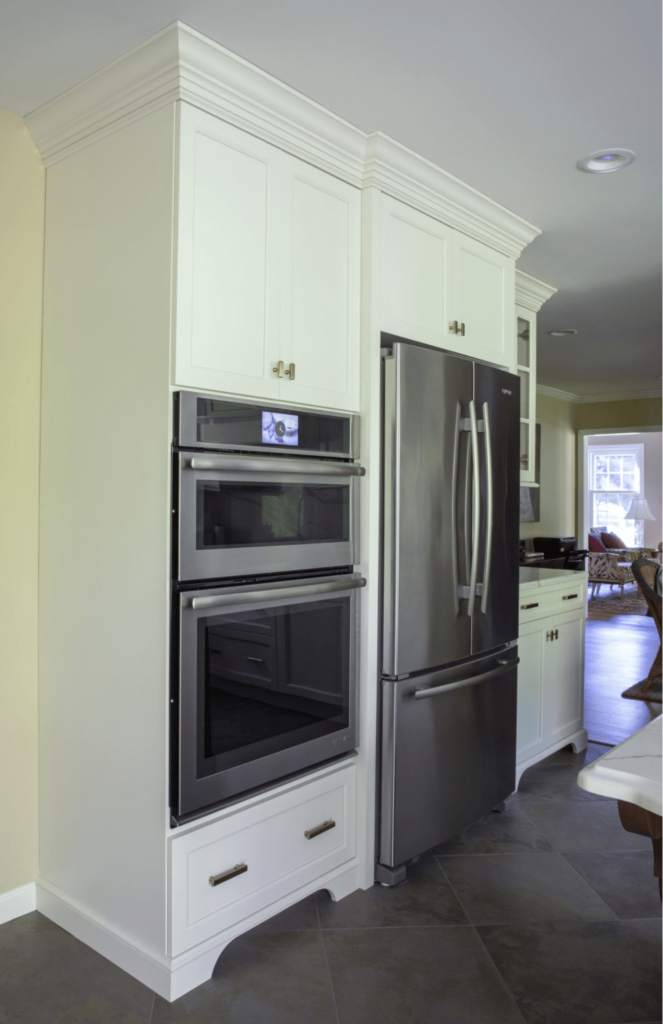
(171, 392, 364, 822)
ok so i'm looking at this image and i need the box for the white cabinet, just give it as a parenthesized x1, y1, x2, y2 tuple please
(516, 574, 588, 780)
(380, 194, 515, 369)
(175, 105, 361, 411)
(513, 270, 557, 483)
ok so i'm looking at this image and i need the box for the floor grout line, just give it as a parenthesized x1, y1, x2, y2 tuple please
(147, 990, 156, 1024)
(315, 893, 341, 1024)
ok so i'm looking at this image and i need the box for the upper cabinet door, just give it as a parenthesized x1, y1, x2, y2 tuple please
(380, 195, 452, 347)
(451, 233, 515, 369)
(279, 158, 360, 411)
(516, 304, 537, 484)
(175, 106, 281, 400)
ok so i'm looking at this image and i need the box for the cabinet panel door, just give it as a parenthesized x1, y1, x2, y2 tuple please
(175, 106, 281, 399)
(452, 232, 515, 368)
(545, 610, 585, 746)
(516, 304, 537, 484)
(516, 621, 547, 764)
(381, 195, 452, 347)
(280, 159, 360, 410)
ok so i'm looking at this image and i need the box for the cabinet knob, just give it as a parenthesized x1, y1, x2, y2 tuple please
(449, 321, 466, 337)
(273, 360, 285, 378)
(284, 362, 296, 381)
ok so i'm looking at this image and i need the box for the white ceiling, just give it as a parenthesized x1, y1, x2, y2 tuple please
(2, 0, 661, 397)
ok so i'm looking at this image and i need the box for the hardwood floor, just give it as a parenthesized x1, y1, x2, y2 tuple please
(584, 613, 661, 746)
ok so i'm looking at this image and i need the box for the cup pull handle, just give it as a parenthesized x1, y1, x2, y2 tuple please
(209, 864, 248, 887)
(304, 820, 335, 840)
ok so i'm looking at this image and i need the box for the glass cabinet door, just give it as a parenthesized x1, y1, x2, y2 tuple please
(516, 305, 537, 484)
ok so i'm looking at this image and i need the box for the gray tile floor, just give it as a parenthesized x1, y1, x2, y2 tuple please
(1, 744, 661, 1024)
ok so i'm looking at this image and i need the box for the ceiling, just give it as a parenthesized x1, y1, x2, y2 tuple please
(2, 0, 661, 398)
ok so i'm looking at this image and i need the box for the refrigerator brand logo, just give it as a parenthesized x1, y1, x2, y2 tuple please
(332, 735, 350, 746)
(502, 388, 512, 395)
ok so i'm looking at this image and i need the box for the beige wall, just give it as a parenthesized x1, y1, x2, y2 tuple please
(521, 393, 576, 540)
(0, 111, 44, 895)
(576, 398, 662, 432)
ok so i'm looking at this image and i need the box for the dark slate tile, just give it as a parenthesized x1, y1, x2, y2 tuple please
(152, 930, 337, 1024)
(558, 742, 613, 768)
(0, 911, 154, 1024)
(438, 851, 616, 925)
(564, 850, 662, 920)
(478, 918, 662, 1024)
(246, 893, 319, 933)
(316, 852, 468, 928)
(323, 925, 523, 1024)
(515, 764, 610, 804)
(433, 806, 555, 855)
(520, 799, 653, 853)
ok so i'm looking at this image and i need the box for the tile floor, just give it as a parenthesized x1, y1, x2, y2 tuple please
(1, 743, 660, 1024)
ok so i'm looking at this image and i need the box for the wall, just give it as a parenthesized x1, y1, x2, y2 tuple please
(0, 111, 44, 895)
(585, 432, 662, 549)
(520, 393, 576, 540)
(576, 398, 662, 432)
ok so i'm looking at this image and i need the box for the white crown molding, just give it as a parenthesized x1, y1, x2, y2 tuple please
(25, 22, 540, 260)
(515, 269, 557, 311)
(537, 384, 663, 404)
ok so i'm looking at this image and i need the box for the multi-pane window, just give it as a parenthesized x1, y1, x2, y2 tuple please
(588, 444, 644, 547)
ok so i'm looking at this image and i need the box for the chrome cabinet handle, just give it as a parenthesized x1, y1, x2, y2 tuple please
(413, 657, 519, 700)
(562, 594, 578, 600)
(480, 401, 493, 615)
(467, 400, 481, 617)
(191, 576, 366, 611)
(209, 863, 247, 887)
(189, 456, 365, 477)
(521, 602, 539, 609)
(304, 820, 335, 840)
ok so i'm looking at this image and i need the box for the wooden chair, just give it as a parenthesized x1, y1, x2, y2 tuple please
(631, 558, 662, 694)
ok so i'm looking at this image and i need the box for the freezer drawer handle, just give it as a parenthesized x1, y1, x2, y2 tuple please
(521, 602, 539, 609)
(209, 863, 248, 887)
(188, 456, 365, 477)
(412, 657, 519, 700)
(304, 820, 336, 840)
(191, 577, 366, 611)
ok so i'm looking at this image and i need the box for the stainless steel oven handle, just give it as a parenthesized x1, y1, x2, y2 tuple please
(467, 400, 481, 617)
(481, 401, 493, 615)
(191, 577, 366, 611)
(188, 456, 365, 477)
(413, 657, 519, 700)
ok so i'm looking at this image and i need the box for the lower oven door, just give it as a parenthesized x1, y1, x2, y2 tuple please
(177, 452, 362, 581)
(175, 574, 364, 817)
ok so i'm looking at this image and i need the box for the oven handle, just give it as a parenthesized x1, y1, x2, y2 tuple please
(188, 456, 365, 477)
(191, 577, 367, 611)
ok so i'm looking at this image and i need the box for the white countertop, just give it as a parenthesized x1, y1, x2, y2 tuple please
(519, 567, 588, 593)
(577, 715, 662, 816)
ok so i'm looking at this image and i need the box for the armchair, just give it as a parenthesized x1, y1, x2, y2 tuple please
(587, 550, 635, 598)
(588, 528, 655, 566)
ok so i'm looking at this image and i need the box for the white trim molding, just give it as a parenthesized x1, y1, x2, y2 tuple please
(537, 384, 663, 404)
(25, 22, 540, 260)
(0, 882, 37, 926)
(515, 269, 557, 311)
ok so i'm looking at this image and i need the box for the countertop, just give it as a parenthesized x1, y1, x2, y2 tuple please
(519, 566, 588, 593)
(577, 715, 662, 816)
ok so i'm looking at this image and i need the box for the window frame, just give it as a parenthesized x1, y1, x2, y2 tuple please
(588, 442, 644, 547)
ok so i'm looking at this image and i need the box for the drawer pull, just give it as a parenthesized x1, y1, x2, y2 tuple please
(562, 594, 578, 600)
(209, 863, 248, 887)
(521, 602, 539, 609)
(304, 820, 335, 840)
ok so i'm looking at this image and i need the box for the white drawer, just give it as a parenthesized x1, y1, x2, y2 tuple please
(170, 763, 356, 954)
(519, 584, 585, 625)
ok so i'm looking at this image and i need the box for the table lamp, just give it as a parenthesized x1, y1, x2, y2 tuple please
(625, 498, 656, 522)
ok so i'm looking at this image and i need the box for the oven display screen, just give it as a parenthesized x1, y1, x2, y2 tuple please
(262, 411, 299, 446)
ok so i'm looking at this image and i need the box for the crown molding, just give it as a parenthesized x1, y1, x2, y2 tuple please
(515, 269, 557, 311)
(25, 22, 540, 260)
(537, 384, 663, 404)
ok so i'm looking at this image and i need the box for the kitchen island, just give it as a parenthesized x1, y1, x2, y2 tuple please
(516, 566, 588, 782)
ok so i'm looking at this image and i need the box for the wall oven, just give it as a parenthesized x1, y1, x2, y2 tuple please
(171, 393, 364, 821)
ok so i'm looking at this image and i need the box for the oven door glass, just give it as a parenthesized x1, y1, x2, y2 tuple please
(177, 576, 362, 815)
(178, 454, 359, 580)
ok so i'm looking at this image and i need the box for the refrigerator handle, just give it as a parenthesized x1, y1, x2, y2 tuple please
(451, 401, 461, 615)
(467, 400, 481, 617)
(481, 401, 494, 614)
(413, 657, 520, 700)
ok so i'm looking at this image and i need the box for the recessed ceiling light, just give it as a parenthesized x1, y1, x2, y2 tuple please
(577, 149, 635, 173)
(548, 329, 578, 337)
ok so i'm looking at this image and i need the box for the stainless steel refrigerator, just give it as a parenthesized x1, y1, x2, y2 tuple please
(377, 337, 520, 886)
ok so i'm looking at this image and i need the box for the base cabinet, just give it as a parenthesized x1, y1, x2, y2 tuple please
(516, 582, 587, 777)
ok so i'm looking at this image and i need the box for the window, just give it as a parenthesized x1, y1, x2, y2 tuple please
(588, 444, 644, 547)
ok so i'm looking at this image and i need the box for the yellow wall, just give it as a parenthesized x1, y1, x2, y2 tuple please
(576, 398, 662, 431)
(521, 393, 577, 539)
(0, 111, 44, 895)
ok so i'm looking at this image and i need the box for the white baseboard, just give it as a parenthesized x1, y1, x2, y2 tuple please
(515, 727, 589, 786)
(0, 881, 37, 926)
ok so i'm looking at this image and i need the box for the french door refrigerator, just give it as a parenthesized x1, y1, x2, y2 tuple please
(378, 337, 520, 885)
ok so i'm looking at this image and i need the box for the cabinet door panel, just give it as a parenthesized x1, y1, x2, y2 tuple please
(452, 233, 515, 368)
(381, 196, 452, 346)
(281, 160, 360, 410)
(545, 611, 585, 745)
(175, 107, 280, 399)
(516, 622, 546, 763)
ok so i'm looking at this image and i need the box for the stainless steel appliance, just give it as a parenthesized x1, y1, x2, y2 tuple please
(171, 392, 364, 822)
(378, 337, 520, 884)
